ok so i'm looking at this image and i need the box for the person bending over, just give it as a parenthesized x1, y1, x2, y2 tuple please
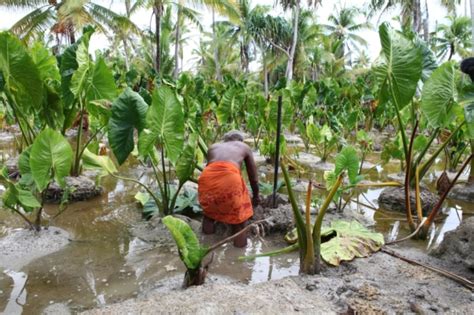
(198, 130, 259, 247)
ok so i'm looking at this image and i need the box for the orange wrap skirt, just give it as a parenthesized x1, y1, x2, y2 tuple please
(198, 161, 253, 225)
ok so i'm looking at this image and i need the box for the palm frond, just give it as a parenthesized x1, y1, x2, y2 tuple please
(9, 5, 54, 38)
(0, 0, 49, 8)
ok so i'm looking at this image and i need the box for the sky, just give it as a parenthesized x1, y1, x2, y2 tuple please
(0, 0, 470, 71)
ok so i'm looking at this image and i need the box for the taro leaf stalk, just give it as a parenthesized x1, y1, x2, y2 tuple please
(162, 215, 268, 287)
(419, 154, 474, 239)
(281, 163, 344, 274)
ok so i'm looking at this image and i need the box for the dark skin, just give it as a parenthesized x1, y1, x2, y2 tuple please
(202, 139, 259, 247)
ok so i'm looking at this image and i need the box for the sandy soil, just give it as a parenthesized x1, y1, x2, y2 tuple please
(0, 227, 70, 270)
(80, 244, 473, 314)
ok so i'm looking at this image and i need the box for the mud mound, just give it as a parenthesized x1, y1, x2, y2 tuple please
(431, 216, 474, 270)
(130, 214, 201, 247)
(449, 183, 474, 203)
(251, 194, 294, 233)
(44, 176, 103, 203)
(378, 186, 439, 215)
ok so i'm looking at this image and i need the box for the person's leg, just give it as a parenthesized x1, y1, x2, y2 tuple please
(202, 215, 215, 234)
(231, 221, 247, 248)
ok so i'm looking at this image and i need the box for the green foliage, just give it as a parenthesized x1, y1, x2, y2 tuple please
(334, 146, 360, 185)
(421, 61, 459, 128)
(30, 128, 73, 192)
(108, 88, 148, 165)
(374, 23, 422, 109)
(138, 86, 184, 164)
(162, 215, 208, 270)
(0, 31, 43, 111)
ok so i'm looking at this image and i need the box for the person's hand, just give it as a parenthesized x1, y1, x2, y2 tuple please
(252, 195, 260, 207)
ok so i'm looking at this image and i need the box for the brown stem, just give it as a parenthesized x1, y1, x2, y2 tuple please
(404, 120, 419, 231)
(421, 154, 473, 236)
(34, 207, 43, 232)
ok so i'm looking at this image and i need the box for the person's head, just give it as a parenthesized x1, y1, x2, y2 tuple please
(223, 130, 244, 142)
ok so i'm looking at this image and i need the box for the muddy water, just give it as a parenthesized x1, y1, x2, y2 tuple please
(0, 133, 472, 314)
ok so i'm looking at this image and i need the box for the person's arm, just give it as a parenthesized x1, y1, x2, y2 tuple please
(244, 145, 260, 206)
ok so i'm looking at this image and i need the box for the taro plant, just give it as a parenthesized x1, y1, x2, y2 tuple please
(306, 122, 339, 163)
(106, 86, 197, 217)
(240, 147, 383, 274)
(0, 32, 62, 148)
(374, 23, 474, 236)
(162, 215, 266, 287)
(60, 27, 117, 176)
(0, 128, 73, 231)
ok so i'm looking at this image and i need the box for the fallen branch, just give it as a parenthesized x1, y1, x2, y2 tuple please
(381, 247, 473, 290)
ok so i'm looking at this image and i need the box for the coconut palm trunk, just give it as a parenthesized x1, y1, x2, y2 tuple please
(173, 7, 182, 79)
(154, 0, 163, 74)
(285, 0, 300, 82)
(212, 9, 222, 81)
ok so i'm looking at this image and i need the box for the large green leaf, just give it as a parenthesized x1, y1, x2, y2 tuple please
(334, 146, 360, 185)
(86, 57, 117, 102)
(138, 86, 184, 164)
(30, 128, 73, 191)
(18, 146, 32, 175)
(374, 23, 422, 108)
(162, 215, 208, 270)
(175, 135, 197, 184)
(82, 148, 117, 174)
(59, 28, 94, 129)
(320, 220, 384, 266)
(421, 61, 459, 129)
(108, 88, 148, 165)
(0, 31, 43, 110)
(30, 42, 60, 82)
(216, 87, 243, 126)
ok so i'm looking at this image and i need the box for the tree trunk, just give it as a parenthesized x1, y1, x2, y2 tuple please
(123, 38, 131, 71)
(412, 0, 422, 34)
(286, 0, 300, 83)
(212, 9, 222, 81)
(422, 0, 429, 41)
(154, 1, 162, 75)
(448, 42, 455, 60)
(173, 7, 181, 79)
(263, 50, 268, 98)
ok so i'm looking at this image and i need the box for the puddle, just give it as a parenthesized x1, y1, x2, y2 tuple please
(0, 133, 472, 313)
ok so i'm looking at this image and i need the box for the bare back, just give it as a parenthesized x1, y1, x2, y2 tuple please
(207, 141, 259, 198)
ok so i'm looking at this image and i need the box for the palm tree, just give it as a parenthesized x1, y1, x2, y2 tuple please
(130, 0, 239, 76)
(0, 0, 132, 45)
(433, 15, 471, 60)
(369, 0, 460, 34)
(324, 6, 370, 65)
(275, 0, 321, 82)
